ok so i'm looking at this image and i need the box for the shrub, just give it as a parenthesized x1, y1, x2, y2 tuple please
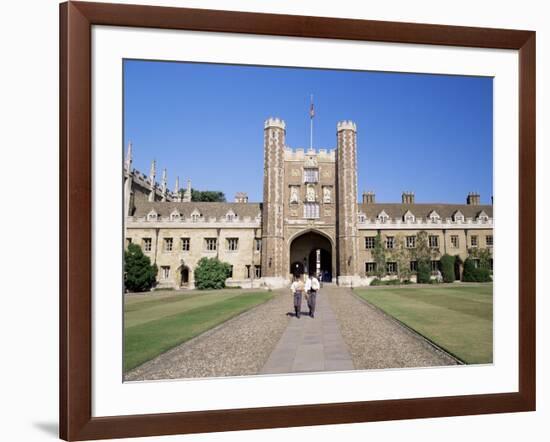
(124, 243, 157, 292)
(370, 278, 382, 286)
(417, 259, 431, 284)
(463, 258, 492, 282)
(440, 254, 456, 283)
(194, 257, 232, 290)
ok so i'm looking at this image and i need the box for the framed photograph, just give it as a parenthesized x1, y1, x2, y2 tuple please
(60, 1, 536, 440)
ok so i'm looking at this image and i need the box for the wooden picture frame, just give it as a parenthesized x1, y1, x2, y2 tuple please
(59, 1, 536, 440)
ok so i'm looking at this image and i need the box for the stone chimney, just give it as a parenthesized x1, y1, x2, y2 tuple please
(467, 192, 480, 205)
(402, 191, 415, 204)
(362, 191, 375, 204)
(234, 192, 248, 203)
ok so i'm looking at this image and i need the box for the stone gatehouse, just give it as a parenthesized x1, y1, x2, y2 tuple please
(124, 118, 493, 289)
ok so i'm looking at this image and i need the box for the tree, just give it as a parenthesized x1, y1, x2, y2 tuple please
(124, 243, 157, 292)
(440, 254, 456, 283)
(414, 231, 433, 284)
(390, 234, 412, 282)
(372, 233, 386, 278)
(190, 189, 226, 202)
(194, 257, 232, 290)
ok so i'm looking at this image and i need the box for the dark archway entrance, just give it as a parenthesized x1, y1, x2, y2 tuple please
(289, 231, 333, 282)
(180, 266, 190, 287)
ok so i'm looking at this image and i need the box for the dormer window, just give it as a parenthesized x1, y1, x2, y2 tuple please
(377, 210, 389, 223)
(190, 209, 201, 223)
(403, 210, 415, 223)
(170, 209, 181, 221)
(147, 209, 158, 221)
(358, 213, 366, 223)
(428, 210, 440, 223)
(255, 212, 262, 223)
(453, 210, 464, 222)
(225, 210, 236, 222)
(477, 210, 489, 223)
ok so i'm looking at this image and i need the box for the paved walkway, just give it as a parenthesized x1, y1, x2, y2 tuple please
(260, 288, 354, 374)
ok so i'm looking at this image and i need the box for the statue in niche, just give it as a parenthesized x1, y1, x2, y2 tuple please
(306, 184, 316, 202)
(290, 186, 299, 204)
(305, 156, 317, 167)
(323, 186, 332, 203)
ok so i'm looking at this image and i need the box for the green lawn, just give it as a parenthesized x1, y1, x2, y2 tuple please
(124, 289, 273, 372)
(355, 284, 493, 364)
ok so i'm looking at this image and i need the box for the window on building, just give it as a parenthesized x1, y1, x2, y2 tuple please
(126, 238, 132, 247)
(303, 168, 319, 183)
(161, 266, 170, 280)
(429, 235, 439, 248)
(143, 237, 152, 252)
(406, 236, 416, 248)
(429, 211, 440, 223)
(358, 213, 366, 223)
(246, 265, 251, 279)
(365, 262, 377, 274)
(377, 211, 389, 223)
(385, 236, 395, 249)
(431, 260, 441, 273)
(228, 265, 233, 278)
(254, 265, 261, 278)
(386, 262, 397, 274)
(490, 258, 494, 270)
(365, 237, 375, 249)
(164, 238, 173, 252)
(191, 211, 200, 222)
(227, 238, 239, 251)
(255, 238, 262, 252)
(410, 261, 418, 272)
(181, 237, 190, 251)
(451, 235, 459, 248)
(486, 235, 493, 247)
(471, 235, 478, 247)
(226, 211, 235, 222)
(205, 238, 217, 251)
(304, 202, 320, 219)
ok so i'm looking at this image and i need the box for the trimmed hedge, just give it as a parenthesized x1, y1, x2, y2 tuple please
(194, 257, 232, 290)
(417, 259, 431, 284)
(124, 243, 157, 292)
(440, 254, 456, 283)
(462, 258, 492, 282)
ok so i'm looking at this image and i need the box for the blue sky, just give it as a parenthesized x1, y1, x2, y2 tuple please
(124, 60, 493, 204)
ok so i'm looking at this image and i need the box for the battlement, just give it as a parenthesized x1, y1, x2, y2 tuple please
(264, 117, 286, 130)
(284, 147, 336, 162)
(337, 120, 357, 132)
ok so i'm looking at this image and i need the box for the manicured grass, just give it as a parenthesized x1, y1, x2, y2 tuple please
(355, 284, 493, 364)
(124, 290, 273, 372)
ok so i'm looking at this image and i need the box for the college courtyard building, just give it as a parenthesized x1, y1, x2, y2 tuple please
(124, 118, 493, 289)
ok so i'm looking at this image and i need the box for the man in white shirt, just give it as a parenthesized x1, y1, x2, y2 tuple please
(290, 273, 305, 319)
(305, 273, 320, 318)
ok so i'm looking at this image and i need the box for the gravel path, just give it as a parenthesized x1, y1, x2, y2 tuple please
(326, 287, 457, 369)
(125, 290, 291, 381)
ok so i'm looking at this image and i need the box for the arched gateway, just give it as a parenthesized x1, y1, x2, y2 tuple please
(289, 231, 334, 282)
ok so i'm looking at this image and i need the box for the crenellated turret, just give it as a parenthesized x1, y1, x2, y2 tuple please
(261, 117, 286, 281)
(336, 120, 359, 285)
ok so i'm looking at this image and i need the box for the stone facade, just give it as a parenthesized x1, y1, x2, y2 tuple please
(124, 118, 493, 289)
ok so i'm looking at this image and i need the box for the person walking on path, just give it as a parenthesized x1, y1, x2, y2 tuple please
(305, 273, 320, 318)
(290, 273, 305, 318)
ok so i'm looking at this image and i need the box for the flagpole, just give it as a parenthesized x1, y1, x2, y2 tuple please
(310, 94, 314, 150)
